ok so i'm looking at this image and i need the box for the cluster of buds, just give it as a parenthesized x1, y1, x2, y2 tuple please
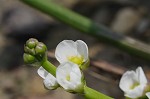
(24, 39, 89, 93)
(23, 38, 47, 66)
(119, 67, 150, 99)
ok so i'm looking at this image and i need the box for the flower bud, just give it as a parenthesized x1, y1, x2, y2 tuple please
(38, 67, 59, 90)
(26, 38, 38, 49)
(35, 42, 47, 55)
(24, 38, 49, 66)
(24, 46, 35, 55)
(23, 53, 36, 64)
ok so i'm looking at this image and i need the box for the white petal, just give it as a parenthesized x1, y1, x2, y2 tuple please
(125, 84, 146, 98)
(70, 64, 82, 83)
(56, 62, 82, 91)
(55, 40, 77, 63)
(146, 92, 150, 99)
(37, 66, 49, 79)
(76, 40, 88, 61)
(43, 73, 58, 89)
(136, 67, 147, 84)
(56, 62, 72, 90)
(119, 70, 137, 92)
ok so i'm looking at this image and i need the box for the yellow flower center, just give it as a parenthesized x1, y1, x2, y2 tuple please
(130, 82, 140, 89)
(68, 56, 84, 65)
(66, 74, 70, 81)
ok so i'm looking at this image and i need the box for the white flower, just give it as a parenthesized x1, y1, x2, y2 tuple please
(55, 40, 88, 66)
(37, 66, 59, 89)
(56, 62, 84, 93)
(146, 92, 150, 99)
(119, 67, 147, 98)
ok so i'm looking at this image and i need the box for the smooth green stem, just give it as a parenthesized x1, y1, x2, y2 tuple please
(41, 60, 56, 76)
(21, 0, 150, 61)
(40, 59, 113, 99)
(84, 86, 113, 99)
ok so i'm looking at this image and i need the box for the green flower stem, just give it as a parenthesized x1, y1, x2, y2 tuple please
(21, 0, 150, 61)
(41, 59, 56, 76)
(84, 86, 113, 99)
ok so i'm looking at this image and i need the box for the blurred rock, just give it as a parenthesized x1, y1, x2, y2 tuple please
(0, 42, 22, 69)
(136, 18, 150, 34)
(0, 33, 9, 51)
(14, 67, 47, 95)
(92, 6, 114, 25)
(53, 89, 75, 99)
(134, 18, 150, 42)
(2, 7, 51, 36)
(111, 7, 142, 34)
(0, 0, 53, 39)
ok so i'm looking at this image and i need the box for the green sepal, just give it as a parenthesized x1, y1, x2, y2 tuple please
(80, 58, 90, 70)
(35, 42, 47, 55)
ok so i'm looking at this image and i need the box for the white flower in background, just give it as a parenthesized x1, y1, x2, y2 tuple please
(146, 92, 150, 99)
(119, 67, 147, 99)
(55, 40, 88, 66)
(56, 62, 84, 93)
(38, 67, 59, 89)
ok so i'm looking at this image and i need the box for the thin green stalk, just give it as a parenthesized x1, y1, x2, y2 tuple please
(21, 0, 150, 61)
(84, 86, 113, 99)
(41, 60, 56, 76)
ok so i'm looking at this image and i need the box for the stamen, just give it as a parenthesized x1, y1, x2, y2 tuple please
(68, 56, 84, 65)
(66, 74, 70, 81)
(130, 82, 140, 89)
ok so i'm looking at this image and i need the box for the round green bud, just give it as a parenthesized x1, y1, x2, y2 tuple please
(24, 46, 30, 53)
(26, 38, 38, 49)
(35, 42, 47, 55)
(23, 53, 36, 64)
(24, 46, 36, 55)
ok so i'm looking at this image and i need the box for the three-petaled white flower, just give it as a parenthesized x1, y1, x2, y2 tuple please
(146, 92, 150, 99)
(119, 67, 148, 99)
(55, 40, 88, 67)
(56, 62, 84, 93)
(37, 66, 59, 89)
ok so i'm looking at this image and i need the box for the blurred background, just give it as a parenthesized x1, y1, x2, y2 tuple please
(0, 0, 150, 99)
